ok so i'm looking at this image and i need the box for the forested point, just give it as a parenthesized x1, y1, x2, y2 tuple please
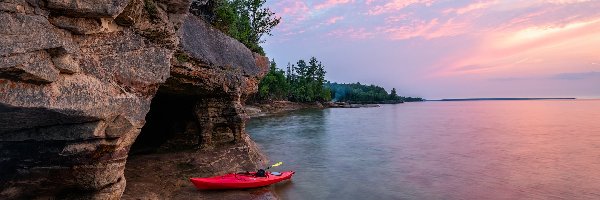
(256, 58, 424, 104)
(327, 83, 424, 103)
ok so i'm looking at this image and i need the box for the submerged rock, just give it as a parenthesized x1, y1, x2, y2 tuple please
(0, 0, 269, 199)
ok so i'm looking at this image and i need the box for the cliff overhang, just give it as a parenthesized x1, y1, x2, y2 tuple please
(0, 0, 269, 199)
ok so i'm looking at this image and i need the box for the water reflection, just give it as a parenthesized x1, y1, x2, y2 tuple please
(247, 100, 600, 200)
(249, 110, 331, 199)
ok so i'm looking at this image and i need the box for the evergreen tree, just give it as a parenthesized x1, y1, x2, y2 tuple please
(190, 0, 280, 55)
(257, 59, 288, 100)
(389, 88, 400, 100)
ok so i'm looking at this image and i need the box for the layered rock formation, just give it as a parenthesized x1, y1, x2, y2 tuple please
(0, 0, 269, 199)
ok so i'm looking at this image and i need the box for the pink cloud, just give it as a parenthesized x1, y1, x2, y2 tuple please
(544, 0, 593, 4)
(324, 16, 345, 25)
(279, 1, 310, 20)
(385, 13, 412, 23)
(443, 1, 498, 15)
(314, 0, 354, 10)
(489, 18, 600, 53)
(278, 1, 310, 16)
(283, 30, 307, 36)
(367, 0, 435, 15)
(327, 28, 374, 39)
(383, 19, 439, 40)
(433, 17, 600, 77)
(382, 17, 470, 40)
(273, 1, 311, 35)
(502, 7, 558, 29)
(426, 18, 470, 38)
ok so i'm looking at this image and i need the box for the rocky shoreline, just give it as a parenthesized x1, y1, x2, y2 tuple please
(245, 100, 390, 118)
(245, 101, 326, 118)
(327, 102, 381, 108)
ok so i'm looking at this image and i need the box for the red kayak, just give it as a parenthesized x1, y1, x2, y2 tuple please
(190, 171, 295, 190)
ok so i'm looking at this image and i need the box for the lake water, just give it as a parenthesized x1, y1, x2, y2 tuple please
(246, 100, 600, 200)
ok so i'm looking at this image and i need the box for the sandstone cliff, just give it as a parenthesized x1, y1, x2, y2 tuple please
(0, 0, 269, 199)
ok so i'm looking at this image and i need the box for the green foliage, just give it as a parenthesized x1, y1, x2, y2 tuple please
(257, 57, 331, 102)
(258, 59, 289, 100)
(401, 96, 425, 102)
(327, 83, 423, 103)
(389, 88, 399, 101)
(321, 87, 332, 102)
(286, 57, 330, 102)
(190, 0, 281, 55)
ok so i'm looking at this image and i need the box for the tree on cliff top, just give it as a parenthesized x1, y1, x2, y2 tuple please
(190, 0, 280, 55)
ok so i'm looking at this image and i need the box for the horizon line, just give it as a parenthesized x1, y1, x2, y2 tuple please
(426, 97, 582, 101)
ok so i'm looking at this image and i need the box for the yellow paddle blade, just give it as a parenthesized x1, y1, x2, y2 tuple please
(271, 162, 283, 167)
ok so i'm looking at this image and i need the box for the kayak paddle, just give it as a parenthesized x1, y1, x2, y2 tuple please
(266, 162, 283, 170)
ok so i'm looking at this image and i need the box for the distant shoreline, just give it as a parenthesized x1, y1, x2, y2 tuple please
(429, 98, 577, 101)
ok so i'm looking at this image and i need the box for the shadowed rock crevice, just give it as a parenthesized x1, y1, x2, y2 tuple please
(130, 92, 200, 154)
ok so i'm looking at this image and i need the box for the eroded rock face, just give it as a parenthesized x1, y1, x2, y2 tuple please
(1, 0, 270, 199)
(0, 0, 190, 199)
(120, 15, 270, 199)
(159, 15, 269, 149)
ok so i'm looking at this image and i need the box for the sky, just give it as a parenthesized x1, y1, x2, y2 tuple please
(262, 0, 600, 99)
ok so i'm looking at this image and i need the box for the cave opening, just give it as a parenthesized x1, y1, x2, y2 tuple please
(124, 90, 206, 199)
(122, 88, 264, 199)
(129, 91, 201, 155)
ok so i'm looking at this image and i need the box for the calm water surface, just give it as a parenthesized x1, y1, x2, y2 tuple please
(246, 100, 600, 200)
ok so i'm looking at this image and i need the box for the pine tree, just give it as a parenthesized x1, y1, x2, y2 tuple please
(389, 88, 400, 101)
